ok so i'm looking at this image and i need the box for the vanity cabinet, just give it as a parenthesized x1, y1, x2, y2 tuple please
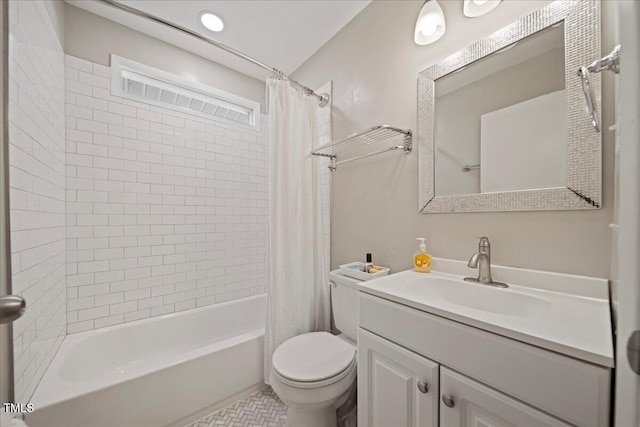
(358, 329, 572, 427)
(358, 293, 611, 427)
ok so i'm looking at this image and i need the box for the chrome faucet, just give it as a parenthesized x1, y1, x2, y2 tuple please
(464, 237, 508, 288)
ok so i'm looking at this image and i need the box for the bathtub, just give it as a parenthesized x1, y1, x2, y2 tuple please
(28, 294, 266, 427)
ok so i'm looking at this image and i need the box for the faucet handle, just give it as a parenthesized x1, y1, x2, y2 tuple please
(476, 236, 490, 248)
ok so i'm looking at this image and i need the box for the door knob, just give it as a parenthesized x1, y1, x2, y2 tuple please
(417, 380, 429, 394)
(442, 394, 455, 408)
(0, 295, 26, 324)
(628, 330, 640, 375)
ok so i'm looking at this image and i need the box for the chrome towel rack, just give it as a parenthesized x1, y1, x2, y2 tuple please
(578, 44, 620, 133)
(311, 125, 412, 171)
(462, 164, 480, 172)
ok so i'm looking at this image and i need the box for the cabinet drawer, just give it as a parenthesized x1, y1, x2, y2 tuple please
(359, 293, 610, 427)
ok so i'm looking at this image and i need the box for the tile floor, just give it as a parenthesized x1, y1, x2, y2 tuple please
(186, 387, 287, 427)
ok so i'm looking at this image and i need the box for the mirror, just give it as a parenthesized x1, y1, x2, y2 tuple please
(418, 1, 601, 213)
(435, 24, 565, 197)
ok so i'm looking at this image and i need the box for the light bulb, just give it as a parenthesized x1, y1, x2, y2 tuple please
(419, 17, 439, 36)
(200, 12, 224, 32)
(463, 0, 502, 17)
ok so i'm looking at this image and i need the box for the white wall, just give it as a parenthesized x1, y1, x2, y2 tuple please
(64, 4, 266, 113)
(292, 0, 616, 279)
(8, 0, 67, 402)
(64, 55, 269, 333)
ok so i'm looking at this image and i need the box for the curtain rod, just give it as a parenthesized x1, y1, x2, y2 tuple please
(98, 0, 330, 107)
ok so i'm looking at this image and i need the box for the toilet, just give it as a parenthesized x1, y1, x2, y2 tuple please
(270, 270, 360, 427)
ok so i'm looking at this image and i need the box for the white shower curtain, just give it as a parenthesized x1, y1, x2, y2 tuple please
(264, 76, 330, 384)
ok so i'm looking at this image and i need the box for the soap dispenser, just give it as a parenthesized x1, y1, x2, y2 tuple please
(414, 238, 432, 273)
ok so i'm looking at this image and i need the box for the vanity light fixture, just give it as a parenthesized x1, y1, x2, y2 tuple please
(463, 0, 502, 18)
(200, 11, 224, 32)
(414, 0, 446, 45)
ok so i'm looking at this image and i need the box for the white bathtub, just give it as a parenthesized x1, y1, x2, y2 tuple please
(28, 294, 266, 427)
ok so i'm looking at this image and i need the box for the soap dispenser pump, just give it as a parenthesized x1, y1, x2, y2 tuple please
(414, 238, 432, 273)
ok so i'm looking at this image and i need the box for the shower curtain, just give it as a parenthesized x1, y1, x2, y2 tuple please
(264, 76, 330, 384)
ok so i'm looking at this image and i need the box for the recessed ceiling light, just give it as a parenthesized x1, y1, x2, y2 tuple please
(200, 12, 224, 32)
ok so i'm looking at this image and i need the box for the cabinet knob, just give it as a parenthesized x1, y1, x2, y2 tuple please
(442, 394, 455, 408)
(417, 380, 429, 394)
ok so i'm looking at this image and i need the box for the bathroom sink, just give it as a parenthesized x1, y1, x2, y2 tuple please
(404, 277, 552, 317)
(355, 264, 614, 368)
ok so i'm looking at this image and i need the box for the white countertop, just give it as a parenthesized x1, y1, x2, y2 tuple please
(356, 260, 614, 368)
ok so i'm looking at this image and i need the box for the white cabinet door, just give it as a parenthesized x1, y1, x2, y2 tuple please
(440, 367, 572, 427)
(358, 328, 439, 427)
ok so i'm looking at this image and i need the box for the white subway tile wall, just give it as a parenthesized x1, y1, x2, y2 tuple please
(6, 4, 331, 404)
(315, 81, 333, 271)
(8, 1, 67, 402)
(65, 55, 271, 333)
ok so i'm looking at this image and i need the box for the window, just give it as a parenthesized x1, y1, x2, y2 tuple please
(111, 55, 260, 129)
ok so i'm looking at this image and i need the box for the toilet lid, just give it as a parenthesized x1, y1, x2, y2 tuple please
(272, 332, 356, 382)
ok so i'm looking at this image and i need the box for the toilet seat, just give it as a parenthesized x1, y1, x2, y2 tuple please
(272, 332, 356, 388)
(273, 357, 357, 389)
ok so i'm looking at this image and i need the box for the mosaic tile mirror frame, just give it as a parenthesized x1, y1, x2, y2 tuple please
(418, 0, 601, 213)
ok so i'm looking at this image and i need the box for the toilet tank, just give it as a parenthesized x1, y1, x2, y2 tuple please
(329, 270, 361, 342)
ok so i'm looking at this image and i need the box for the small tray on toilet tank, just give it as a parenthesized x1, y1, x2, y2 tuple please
(339, 262, 390, 281)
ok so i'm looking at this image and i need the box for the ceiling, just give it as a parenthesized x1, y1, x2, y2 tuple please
(66, 0, 371, 81)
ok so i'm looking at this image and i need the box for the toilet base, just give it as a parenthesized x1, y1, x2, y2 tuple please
(285, 406, 337, 427)
(269, 337, 357, 427)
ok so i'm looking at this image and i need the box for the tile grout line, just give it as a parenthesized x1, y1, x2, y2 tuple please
(184, 386, 287, 427)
